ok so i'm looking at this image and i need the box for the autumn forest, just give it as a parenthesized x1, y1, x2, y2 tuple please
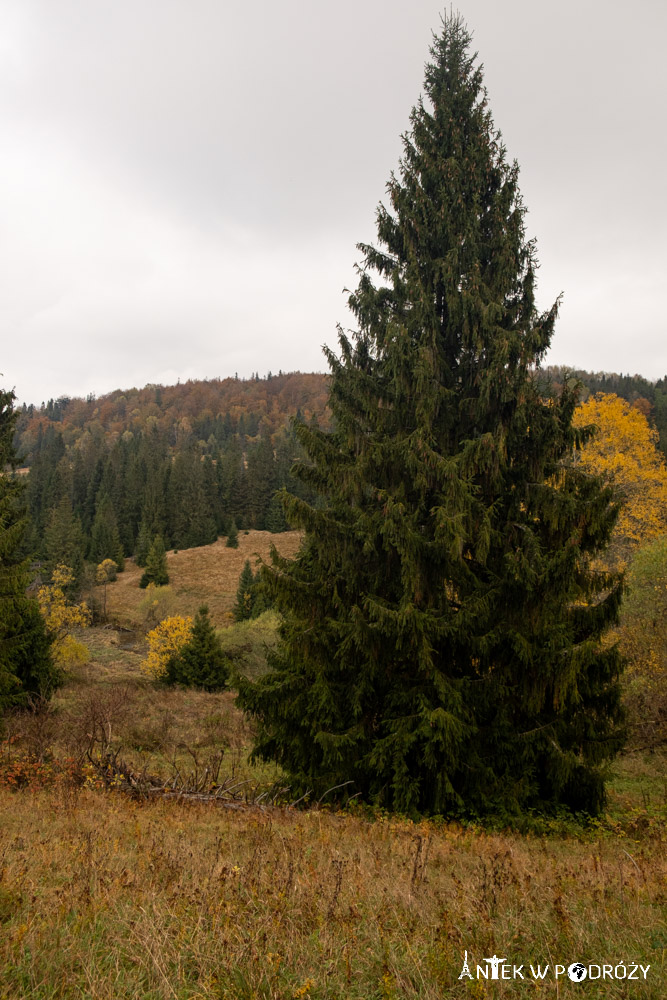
(13, 367, 667, 575)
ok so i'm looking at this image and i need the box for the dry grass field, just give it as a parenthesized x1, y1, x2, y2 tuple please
(1, 532, 666, 998)
(0, 755, 665, 999)
(1, 621, 282, 793)
(103, 530, 303, 628)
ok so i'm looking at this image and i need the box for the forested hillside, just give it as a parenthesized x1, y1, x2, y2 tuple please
(11, 366, 667, 574)
(13, 372, 330, 571)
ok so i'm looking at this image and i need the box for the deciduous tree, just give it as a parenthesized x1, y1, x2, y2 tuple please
(141, 615, 193, 680)
(573, 393, 667, 566)
(137, 583, 175, 625)
(37, 564, 91, 667)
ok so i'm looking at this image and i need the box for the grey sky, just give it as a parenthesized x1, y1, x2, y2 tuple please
(1, 0, 665, 405)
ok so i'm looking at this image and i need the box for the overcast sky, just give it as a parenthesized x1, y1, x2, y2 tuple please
(1, 0, 665, 406)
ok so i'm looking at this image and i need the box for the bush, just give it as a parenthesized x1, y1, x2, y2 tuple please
(96, 559, 118, 583)
(164, 606, 230, 691)
(137, 584, 175, 625)
(141, 615, 193, 680)
(36, 564, 91, 669)
(219, 611, 280, 684)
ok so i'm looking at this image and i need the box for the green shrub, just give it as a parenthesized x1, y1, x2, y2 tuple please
(164, 606, 230, 691)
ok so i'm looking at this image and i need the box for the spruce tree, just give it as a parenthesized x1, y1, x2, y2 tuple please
(90, 495, 125, 571)
(238, 14, 625, 818)
(225, 519, 239, 549)
(246, 435, 277, 528)
(166, 448, 218, 549)
(134, 518, 151, 567)
(265, 492, 288, 533)
(44, 497, 85, 586)
(202, 455, 221, 537)
(1, 387, 58, 712)
(165, 605, 229, 690)
(232, 559, 271, 621)
(139, 535, 169, 588)
(233, 560, 256, 621)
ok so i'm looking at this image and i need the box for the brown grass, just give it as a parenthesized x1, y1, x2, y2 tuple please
(102, 530, 302, 628)
(0, 781, 665, 999)
(1, 531, 666, 998)
(2, 625, 279, 793)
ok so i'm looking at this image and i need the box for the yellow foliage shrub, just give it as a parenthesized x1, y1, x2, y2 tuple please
(141, 615, 193, 680)
(96, 559, 118, 584)
(38, 565, 91, 634)
(57, 634, 91, 668)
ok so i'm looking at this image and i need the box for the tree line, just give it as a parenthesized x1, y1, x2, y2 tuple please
(12, 361, 667, 588)
(543, 366, 667, 454)
(19, 413, 318, 582)
(14, 371, 330, 455)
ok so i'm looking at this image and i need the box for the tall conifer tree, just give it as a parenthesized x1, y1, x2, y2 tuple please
(134, 518, 152, 567)
(239, 14, 625, 817)
(1, 387, 57, 711)
(233, 560, 257, 621)
(44, 497, 85, 585)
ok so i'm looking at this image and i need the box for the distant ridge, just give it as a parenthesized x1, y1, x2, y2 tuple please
(16, 372, 331, 454)
(14, 365, 667, 459)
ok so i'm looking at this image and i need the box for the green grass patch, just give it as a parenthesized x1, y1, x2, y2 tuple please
(219, 610, 280, 682)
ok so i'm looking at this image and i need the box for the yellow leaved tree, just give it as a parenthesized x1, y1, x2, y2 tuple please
(573, 393, 667, 567)
(141, 615, 193, 680)
(37, 564, 92, 667)
(573, 394, 667, 745)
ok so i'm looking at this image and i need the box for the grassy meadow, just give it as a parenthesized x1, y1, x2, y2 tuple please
(0, 532, 665, 999)
(99, 530, 303, 628)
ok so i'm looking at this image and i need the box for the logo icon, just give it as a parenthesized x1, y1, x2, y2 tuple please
(568, 963, 588, 982)
(483, 955, 507, 980)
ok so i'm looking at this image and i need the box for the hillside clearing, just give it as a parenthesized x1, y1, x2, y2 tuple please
(99, 530, 302, 628)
